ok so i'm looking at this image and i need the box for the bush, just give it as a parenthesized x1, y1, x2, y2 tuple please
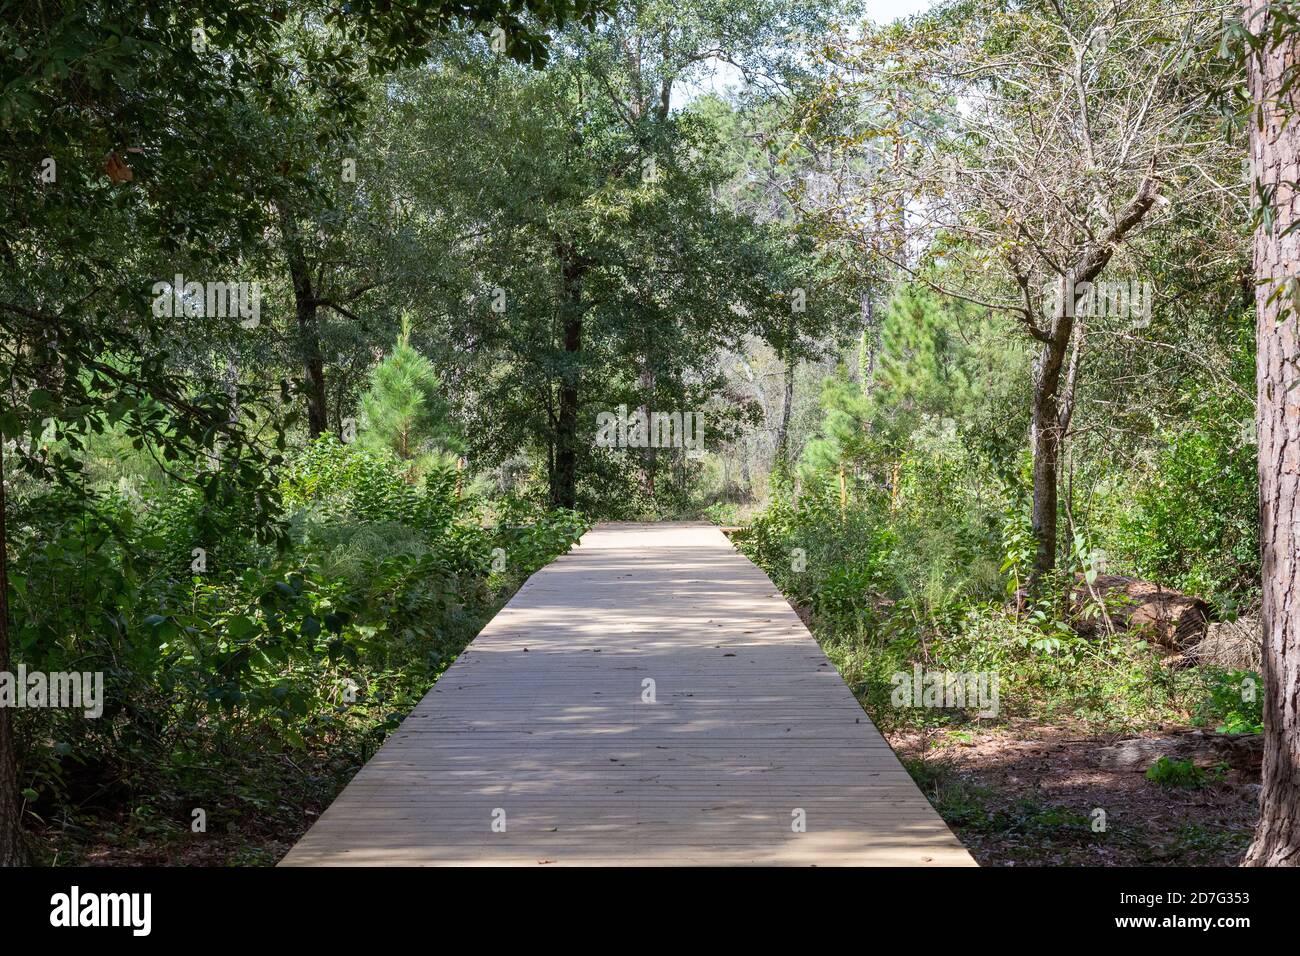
(1192, 669, 1263, 735)
(1146, 757, 1211, 789)
(10, 436, 588, 861)
(1110, 404, 1258, 609)
(741, 418, 1201, 733)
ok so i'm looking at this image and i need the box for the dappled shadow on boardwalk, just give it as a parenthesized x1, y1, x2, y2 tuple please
(281, 523, 974, 866)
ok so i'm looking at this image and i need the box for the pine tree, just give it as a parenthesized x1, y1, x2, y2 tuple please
(799, 372, 875, 510)
(798, 285, 1002, 508)
(359, 319, 462, 480)
(872, 284, 973, 438)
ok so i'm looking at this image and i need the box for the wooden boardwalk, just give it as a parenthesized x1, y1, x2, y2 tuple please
(280, 523, 974, 866)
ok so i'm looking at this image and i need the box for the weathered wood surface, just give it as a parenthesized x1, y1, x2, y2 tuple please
(280, 523, 974, 866)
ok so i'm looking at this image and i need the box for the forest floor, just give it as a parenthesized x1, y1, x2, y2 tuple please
(889, 719, 1259, 866)
(32, 791, 328, 867)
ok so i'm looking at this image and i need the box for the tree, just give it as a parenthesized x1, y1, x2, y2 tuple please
(0, 440, 18, 867)
(799, 284, 1024, 503)
(872, 286, 975, 437)
(0, 0, 607, 869)
(692, 93, 866, 472)
(376, 4, 852, 512)
(1243, 0, 1300, 868)
(541, 0, 852, 507)
(798, 0, 1235, 583)
(799, 373, 875, 507)
(359, 322, 463, 479)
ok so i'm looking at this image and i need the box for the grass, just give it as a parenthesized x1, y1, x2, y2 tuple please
(1144, 757, 1231, 789)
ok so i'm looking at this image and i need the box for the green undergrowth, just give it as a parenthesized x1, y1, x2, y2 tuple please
(12, 436, 588, 864)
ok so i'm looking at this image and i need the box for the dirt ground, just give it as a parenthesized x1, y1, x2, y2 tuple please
(888, 719, 1259, 866)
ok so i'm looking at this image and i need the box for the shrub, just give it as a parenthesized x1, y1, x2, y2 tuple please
(1111, 404, 1258, 608)
(1192, 669, 1264, 735)
(11, 436, 588, 861)
(1146, 757, 1210, 789)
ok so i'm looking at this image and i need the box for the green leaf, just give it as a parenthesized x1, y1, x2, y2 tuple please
(226, 615, 259, 639)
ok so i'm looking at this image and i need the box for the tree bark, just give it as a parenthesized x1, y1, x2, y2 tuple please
(0, 436, 26, 865)
(293, 289, 328, 440)
(551, 244, 584, 510)
(278, 204, 328, 439)
(1246, 0, 1300, 866)
(301, 341, 328, 439)
(774, 309, 796, 466)
(639, 367, 655, 498)
(774, 355, 794, 466)
(1029, 353, 1064, 583)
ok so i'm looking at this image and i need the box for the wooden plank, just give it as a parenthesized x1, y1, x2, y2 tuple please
(281, 522, 974, 867)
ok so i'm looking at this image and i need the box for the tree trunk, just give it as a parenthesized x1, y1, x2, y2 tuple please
(774, 350, 794, 465)
(0, 436, 26, 865)
(551, 245, 584, 510)
(858, 293, 877, 388)
(1246, 0, 1300, 866)
(639, 367, 655, 498)
(302, 346, 328, 439)
(294, 293, 328, 440)
(278, 204, 328, 438)
(1026, 174, 1157, 584)
(1029, 330, 1068, 584)
(552, 321, 580, 510)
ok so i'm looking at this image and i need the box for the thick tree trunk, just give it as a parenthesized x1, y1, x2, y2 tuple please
(292, 289, 328, 439)
(551, 246, 584, 510)
(1246, 0, 1300, 866)
(302, 343, 328, 439)
(0, 437, 26, 865)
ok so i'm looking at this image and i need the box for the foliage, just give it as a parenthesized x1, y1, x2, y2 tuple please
(9, 436, 586, 861)
(739, 278, 1251, 735)
(1111, 404, 1259, 608)
(1146, 757, 1215, 789)
(1193, 670, 1264, 735)
(358, 326, 464, 479)
(0, 0, 1276, 867)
